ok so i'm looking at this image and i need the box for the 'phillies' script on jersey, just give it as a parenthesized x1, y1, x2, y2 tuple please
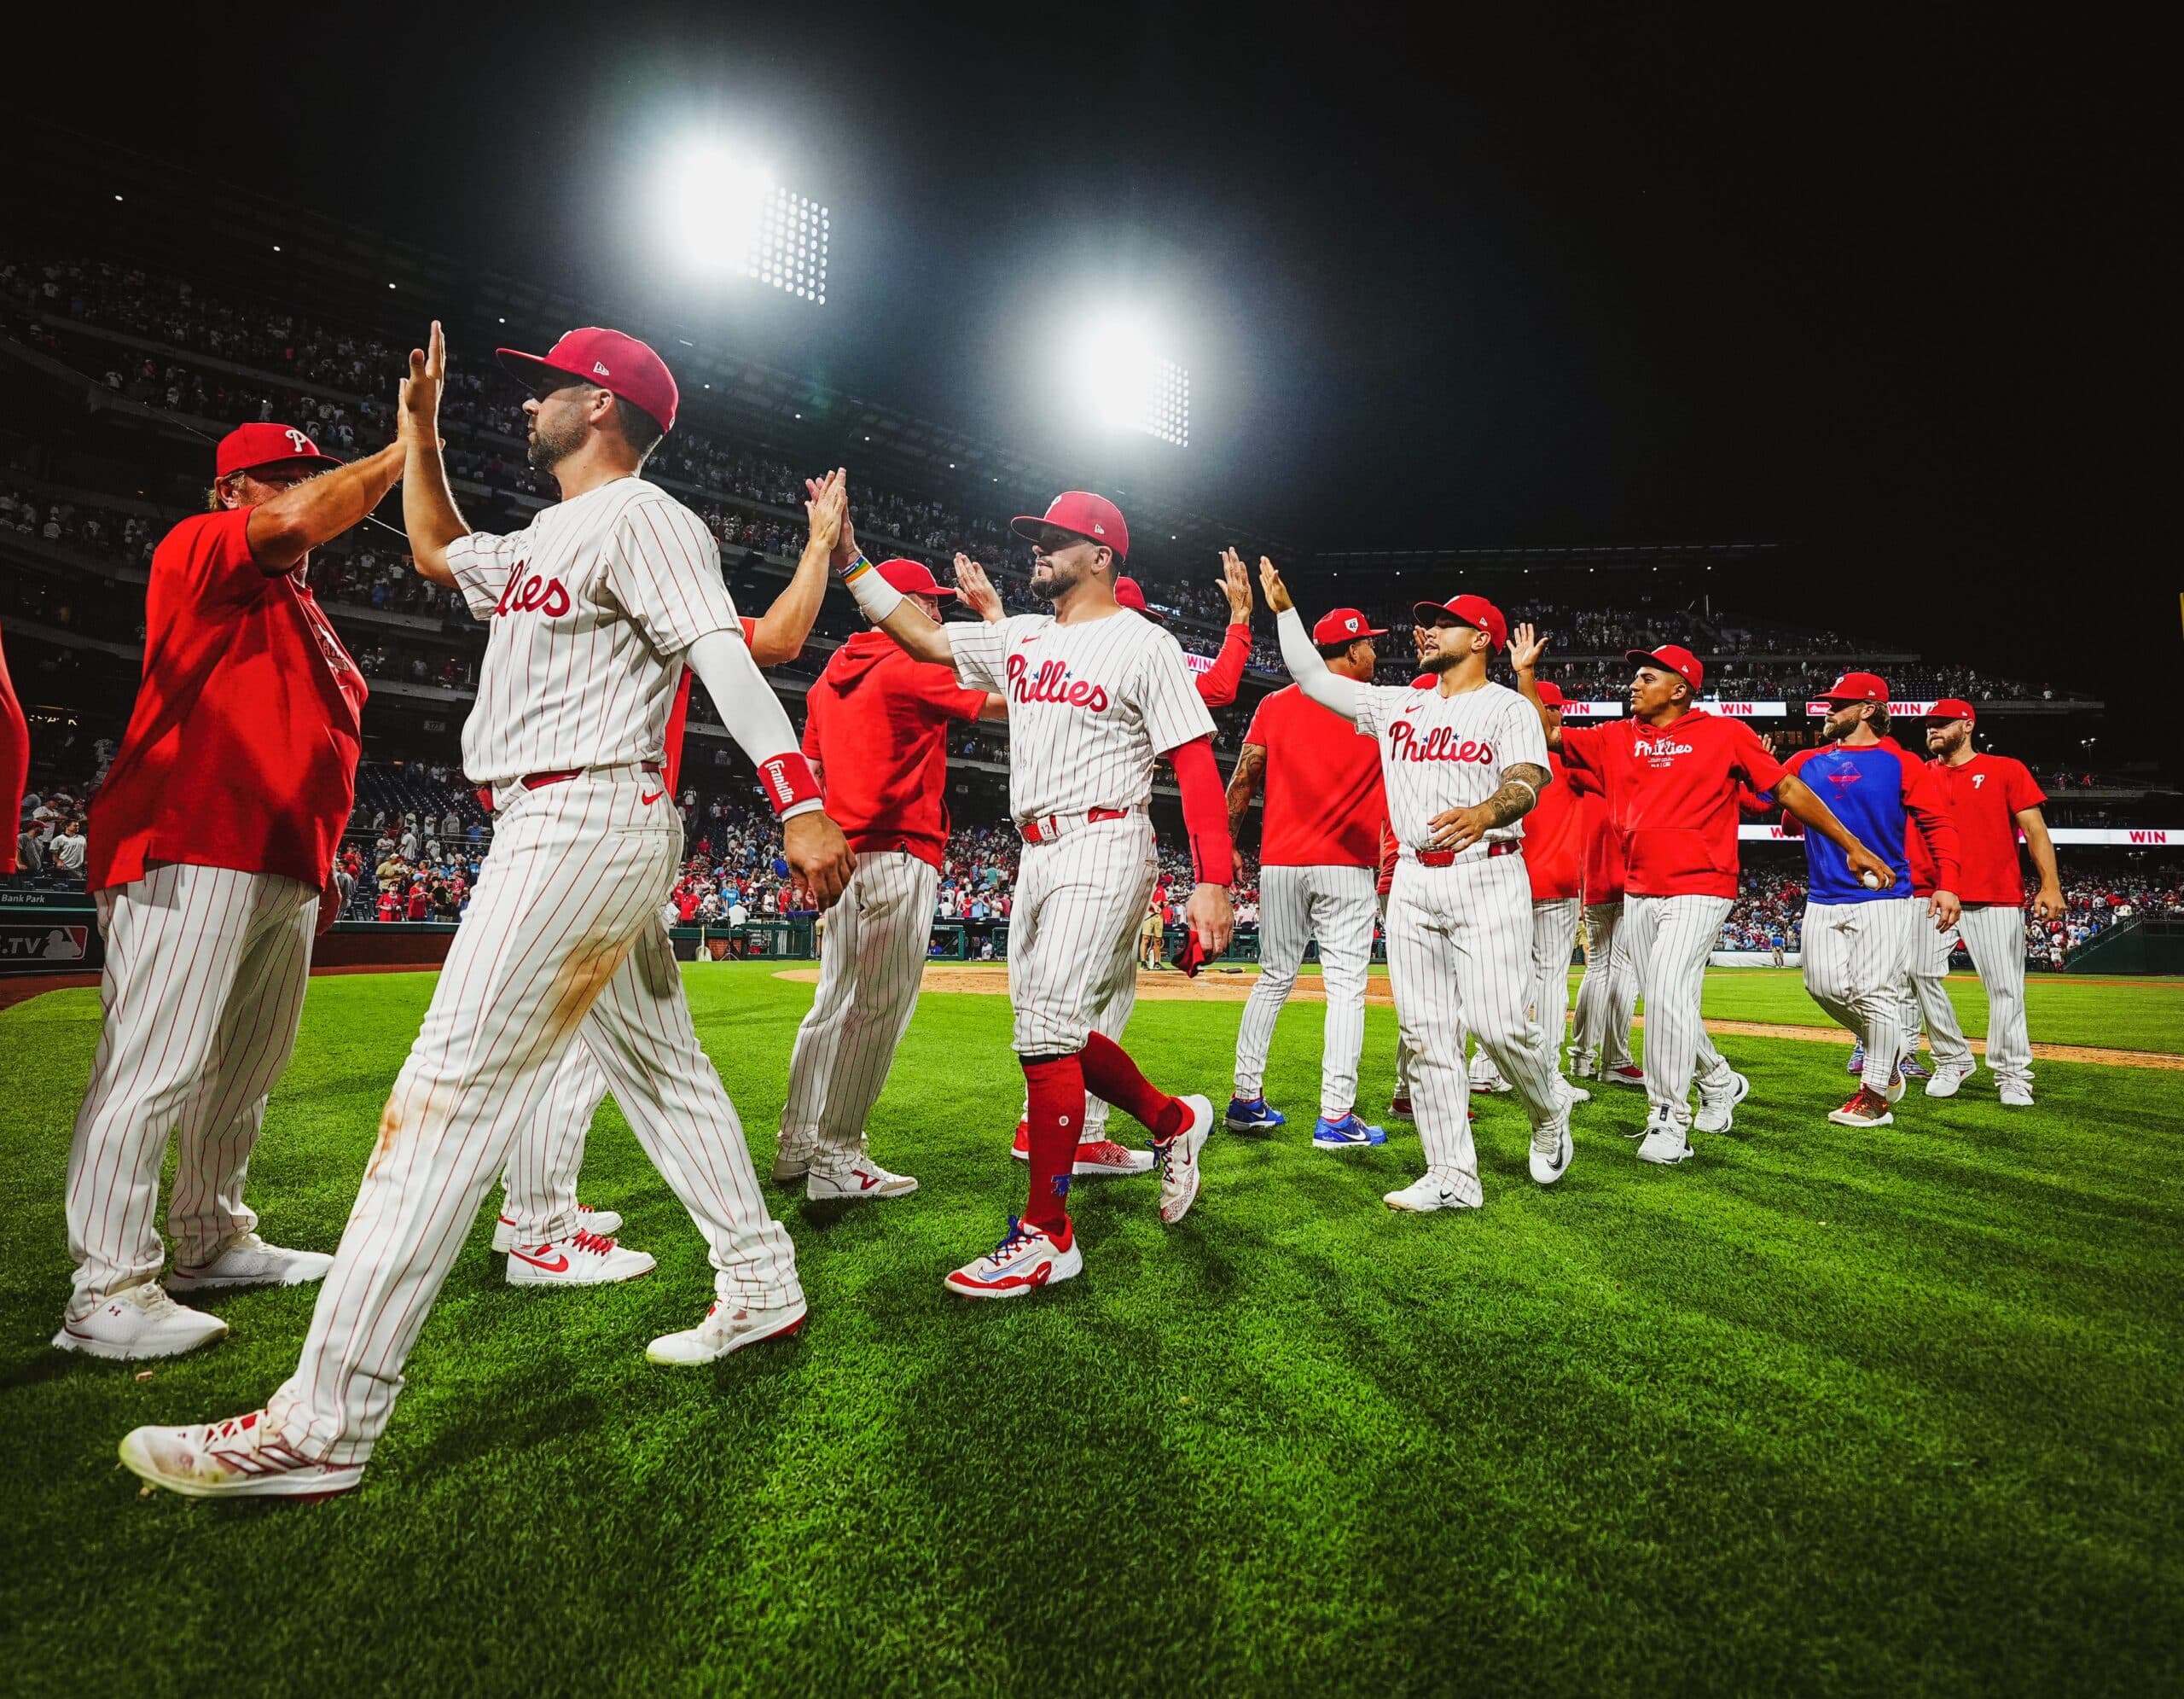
(1354, 679, 1550, 859)
(1007, 654, 1111, 712)
(1388, 723, 1499, 765)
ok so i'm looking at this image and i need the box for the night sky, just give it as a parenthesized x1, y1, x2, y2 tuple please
(20, 7, 2169, 760)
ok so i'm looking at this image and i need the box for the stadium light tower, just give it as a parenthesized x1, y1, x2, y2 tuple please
(1072, 314, 1188, 446)
(670, 145, 829, 304)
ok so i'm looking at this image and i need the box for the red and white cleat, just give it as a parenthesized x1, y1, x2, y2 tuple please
(1009, 1123, 1154, 1175)
(1606, 1064, 1647, 1089)
(119, 1410, 362, 1501)
(807, 1157, 919, 1200)
(1156, 1095, 1215, 1225)
(648, 1296, 808, 1364)
(944, 1219, 1083, 1300)
(1827, 1086, 1896, 1128)
(505, 1229, 655, 1286)
(491, 1204, 622, 1253)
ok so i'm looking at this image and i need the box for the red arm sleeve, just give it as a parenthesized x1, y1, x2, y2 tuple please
(1775, 748, 1809, 836)
(1902, 753, 1962, 891)
(1169, 735, 1236, 887)
(0, 628, 24, 876)
(661, 671, 694, 794)
(1194, 624, 1252, 709)
(799, 688, 823, 763)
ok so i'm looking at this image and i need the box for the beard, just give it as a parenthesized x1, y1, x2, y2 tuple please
(1420, 645, 1461, 674)
(1031, 559, 1083, 602)
(526, 411, 585, 470)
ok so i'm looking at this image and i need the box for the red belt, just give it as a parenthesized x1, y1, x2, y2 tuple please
(1020, 806, 1130, 846)
(520, 760, 663, 791)
(1419, 841, 1522, 869)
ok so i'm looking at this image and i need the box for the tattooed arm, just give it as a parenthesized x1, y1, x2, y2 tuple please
(1226, 743, 1267, 841)
(1425, 762, 1549, 854)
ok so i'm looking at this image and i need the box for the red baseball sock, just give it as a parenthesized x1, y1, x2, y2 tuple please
(1020, 1054, 1084, 1236)
(1080, 1033, 1187, 1141)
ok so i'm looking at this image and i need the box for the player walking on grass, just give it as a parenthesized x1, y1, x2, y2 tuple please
(119, 323, 855, 1500)
(58, 424, 403, 1361)
(1511, 626, 1892, 1165)
(487, 473, 845, 1277)
(1769, 675, 1962, 1128)
(1265, 563, 1575, 1210)
(839, 491, 1230, 1296)
(1519, 681, 1590, 1103)
(1222, 602, 1390, 1149)
(1910, 700, 2063, 1107)
(1567, 752, 1642, 1088)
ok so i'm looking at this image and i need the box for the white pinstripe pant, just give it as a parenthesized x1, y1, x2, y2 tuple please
(1531, 897, 1583, 1068)
(1570, 900, 1638, 1074)
(1385, 853, 1563, 1202)
(1913, 904, 2035, 1087)
(264, 768, 799, 1465)
(62, 862, 317, 1314)
(1622, 893, 1735, 1131)
(1233, 863, 1377, 1117)
(779, 850, 939, 1170)
(1803, 897, 1922, 1095)
(1008, 814, 1156, 1058)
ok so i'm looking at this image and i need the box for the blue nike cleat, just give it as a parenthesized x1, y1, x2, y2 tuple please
(1845, 1041, 1866, 1075)
(1312, 1112, 1387, 1150)
(1899, 1052, 1932, 1080)
(1224, 1096, 1287, 1132)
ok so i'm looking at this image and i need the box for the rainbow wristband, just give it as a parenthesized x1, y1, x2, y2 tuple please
(839, 551, 875, 583)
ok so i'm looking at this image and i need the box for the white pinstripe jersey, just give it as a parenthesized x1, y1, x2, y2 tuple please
(1354, 679, 1551, 861)
(950, 608, 1214, 823)
(449, 477, 741, 785)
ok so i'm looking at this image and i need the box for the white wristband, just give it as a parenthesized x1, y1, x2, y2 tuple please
(840, 555, 905, 625)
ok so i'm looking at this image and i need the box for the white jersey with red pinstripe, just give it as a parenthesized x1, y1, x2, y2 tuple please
(448, 475, 737, 784)
(1354, 680, 1550, 861)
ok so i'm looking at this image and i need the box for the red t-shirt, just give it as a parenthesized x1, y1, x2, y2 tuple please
(1926, 752, 2045, 905)
(1244, 684, 1385, 868)
(1560, 710, 1786, 899)
(405, 885, 429, 921)
(87, 508, 366, 894)
(1524, 749, 1583, 900)
(801, 631, 987, 867)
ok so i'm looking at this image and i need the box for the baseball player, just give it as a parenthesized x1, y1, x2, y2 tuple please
(963, 550, 1257, 1174)
(58, 424, 404, 1361)
(488, 471, 847, 1276)
(1520, 682, 1590, 1102)
(1768, 674, 1962, 1127)
(1511, 626, 1893, 1164)
(1264, 564, 1575, 1208)
(772, 552, 1006, 1196)
(1222, 602, 1390, 1149)
(119, 323, 856, 1499)
(0, 627, 26, 876)
(1911, 700, 2063, 1106)
(838, 491, 1230, 1296)
(1567, 756, 1642, 1087)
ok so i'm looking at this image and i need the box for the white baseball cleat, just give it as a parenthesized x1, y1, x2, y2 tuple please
(1529, 1117, 1574, 1186)
(1635, 1112, 1694, 1165)
(1155, 1095, 1214, 1225)
(119, 1410, 362, 1501)
(505, 1229, 655, 1286)
(1827, 1086, 1896, 1128)
(1694, 1070, 1751, 1134)
(54, 1283, 227, 1361)
(1999, 1081, 2036, 1108)
(1924, 1062, 1974, 1098)
(771, 1141, 815, 1185)
(647, 1295, 809, 1364)
(1383, 1172, 1484, 1213)
(1606, 1063, 1647, 1089)
(1562, 1080, 1593, 1104)
(944, 1218, 1083, 1300)
(1072, 1138, 1157, 1176)
(491, 1204, 622, 1254)
(166, 1234, 332, 1294)
(806, 1157, 919, 1201)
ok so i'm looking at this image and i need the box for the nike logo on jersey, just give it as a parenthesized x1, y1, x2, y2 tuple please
(641, 788, 665, 806)
(511, 1248, 570, 1272)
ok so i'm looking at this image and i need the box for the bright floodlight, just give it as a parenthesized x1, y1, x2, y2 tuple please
(671, 148, 829, 304)
(1076, 317, 1188, 446)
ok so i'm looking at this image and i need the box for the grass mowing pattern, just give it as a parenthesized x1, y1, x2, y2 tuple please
(3, 965, 2179, 1694)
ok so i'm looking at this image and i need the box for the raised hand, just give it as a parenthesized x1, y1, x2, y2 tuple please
(1507, 621, 1547, 673)
(955, 554, 1005, 624)
(398, 320, 444, 445)
(1257, 556, 1293, 615)
(804, 468, 857, 567)
(1218, 548, 1254, 623)
(804, 467, 845, 552)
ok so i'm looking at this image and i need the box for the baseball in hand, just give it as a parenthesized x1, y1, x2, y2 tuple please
(1861, 870, 1883, 890)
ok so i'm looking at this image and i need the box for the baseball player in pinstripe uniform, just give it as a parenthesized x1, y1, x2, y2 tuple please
(119, 323, 857, 1500)
(1566, 749, 1642, 1087)
(1769, 674, 1963, 1126)
(838, 492, 1232, 1296)
(1265, 563, 1575, 1209)
(488, 477, 845, 1278)
(1222, 603, 1391, 1149)
(1512, 626, 1891, 1164)
(57, 424, 404, 1361)
(1518, 681, 1589, 1103)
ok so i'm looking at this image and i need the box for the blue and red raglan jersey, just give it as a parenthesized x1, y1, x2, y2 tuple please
(1774, 737, 1962, 904)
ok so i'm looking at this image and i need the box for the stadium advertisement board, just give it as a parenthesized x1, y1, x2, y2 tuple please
(1738, 825, 2176, 846)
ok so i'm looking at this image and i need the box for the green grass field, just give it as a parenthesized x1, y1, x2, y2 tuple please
(4, 966, 2181, 1696)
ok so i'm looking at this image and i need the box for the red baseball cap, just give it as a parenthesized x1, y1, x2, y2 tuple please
(1114, 575, 1161, 620)
(1928, 697, 1978, 724)
(497, 328, 680, 433)
(1010, 492, 1129, 561)
(1534, 681, 1568, 709)
(875, 558, 956, 600)
(1412, 593, 1507, 652)
(215, 423, 345, 479)
(1312, 608, 1387, 646)
(1626, 644, 1705, 692)
(1822, 671, 1891, 704)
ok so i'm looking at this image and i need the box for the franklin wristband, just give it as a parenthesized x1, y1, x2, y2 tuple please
(755, 750, 823, 817)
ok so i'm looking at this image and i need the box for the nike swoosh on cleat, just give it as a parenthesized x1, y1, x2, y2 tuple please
(512, 1249, 570, 1272)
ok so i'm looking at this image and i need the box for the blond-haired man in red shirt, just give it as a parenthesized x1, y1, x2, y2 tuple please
(58, 424, 404, 1360)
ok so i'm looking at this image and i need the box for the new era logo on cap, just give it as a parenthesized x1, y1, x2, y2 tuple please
(593, 361, 610, 376)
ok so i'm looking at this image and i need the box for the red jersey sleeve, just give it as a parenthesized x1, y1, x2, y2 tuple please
(1727, 721, 1789, 792)
(909, 663, 992, 724)
(1194, 624, 1252, 709)
(1558, 719, 1609, 781)
(2002, 758, 2047, 816)
(1900, 751, 1962, 893)
(1775, 747, 1813, 836)
(1243, 695, 1270, 747)
(169, 508, 263, 605)
(799, 687, 825, 762)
